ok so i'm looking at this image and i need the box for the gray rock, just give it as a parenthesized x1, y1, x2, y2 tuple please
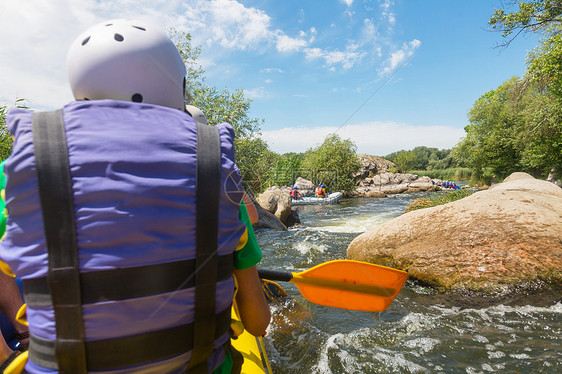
(254, 203, 287, 231)
(294, 177, 315, 197)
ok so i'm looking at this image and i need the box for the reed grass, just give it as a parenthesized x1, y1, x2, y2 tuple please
(405, 189, 476, 213)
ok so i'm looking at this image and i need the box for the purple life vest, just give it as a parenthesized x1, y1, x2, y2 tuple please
(1, 100, 246, 373)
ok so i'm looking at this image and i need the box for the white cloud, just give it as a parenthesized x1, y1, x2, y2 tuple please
(304, 42, 366, 70)
(380, 0, 396, 26)
(275, 27, 318, 53)
(205, 0, 274, 49)
(261, 68, 284, 73)
(380, 39, 421, 76)
(261, 121, 465, 155)
(340, 0, 354, 6)
(276, 33, 309, 52)
(362, 18, 377, 40)
(243, 86, 267, 99)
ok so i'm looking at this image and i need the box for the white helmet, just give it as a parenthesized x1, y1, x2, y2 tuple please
(67, 19, 187, 110)
(185, 104, 208, 125)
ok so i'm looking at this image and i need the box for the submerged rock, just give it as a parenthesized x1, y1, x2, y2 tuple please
(254, 203, 287, 231)
(347, 172, 562, 296)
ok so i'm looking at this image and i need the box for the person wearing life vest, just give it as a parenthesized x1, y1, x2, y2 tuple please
(0, 19, 270, 374)
(290, 185, 302, 200)
(315, 184, 326, 198)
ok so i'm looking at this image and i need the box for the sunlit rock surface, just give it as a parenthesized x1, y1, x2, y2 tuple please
(347, 172, 562, 295)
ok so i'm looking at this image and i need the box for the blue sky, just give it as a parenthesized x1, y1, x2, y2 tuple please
(0, 0, 539, 155)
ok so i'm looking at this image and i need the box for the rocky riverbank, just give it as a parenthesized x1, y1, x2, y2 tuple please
(347, 172, 438, 197)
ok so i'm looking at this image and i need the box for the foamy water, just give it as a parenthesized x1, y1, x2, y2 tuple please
(256, 193, 561, 373)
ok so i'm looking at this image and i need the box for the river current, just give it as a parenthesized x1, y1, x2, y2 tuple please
(255, 193, 561, 373)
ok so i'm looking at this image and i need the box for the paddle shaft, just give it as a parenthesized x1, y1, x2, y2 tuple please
(258, 268, 396, 297)
(258, 269, 293, 282)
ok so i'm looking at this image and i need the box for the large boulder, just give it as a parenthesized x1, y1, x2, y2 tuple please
(354, 154, 396, 181)
(294, 177, 315, 197)
(347, 172, 562, 295)
(257, 186, 292, 224)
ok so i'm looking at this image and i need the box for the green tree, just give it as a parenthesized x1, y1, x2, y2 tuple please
(300, 134, 361, 191)
(489, 0, 562, 47)
(0, 104, 12, 161)
(384, 146, 452, 171)
(393, 150, 416, 173)
(168, 28, 205, 102)
(452, 74, 561, 180)
(490, 2, 562, 177)
(269, 153, 304, 187)
(450, 2, 562, 181)
(516, 78, 562, 175)
(0, 99, 29, 161)
(465, 77, 523, 178)
(190, 86, 262, 139)
(234, 137, 278, 196)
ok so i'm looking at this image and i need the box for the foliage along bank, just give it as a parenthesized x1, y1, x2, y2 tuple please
(452, 1, 562, 184)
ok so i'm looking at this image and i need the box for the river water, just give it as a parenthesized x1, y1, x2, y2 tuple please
(255, 193, 561, 373)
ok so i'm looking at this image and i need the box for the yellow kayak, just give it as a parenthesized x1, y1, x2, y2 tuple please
(230, 278, 287, 373)
(230, 308, 272, 374)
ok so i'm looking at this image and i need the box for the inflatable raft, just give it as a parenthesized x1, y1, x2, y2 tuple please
(291, 191, 343, 206)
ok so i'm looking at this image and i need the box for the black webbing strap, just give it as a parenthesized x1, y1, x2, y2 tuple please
(28, 307, 232, 371)
(23, 253, 234, 307)
(31, 110, 87, 373)
(187, 122, 222, 373)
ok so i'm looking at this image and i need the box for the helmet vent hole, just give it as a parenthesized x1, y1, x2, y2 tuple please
(132, 94, 143, 102)
(105, 23, 113, 27)
(81, 36, 90, 46)
(133, 26, 146, 31)
(83, 98, 90, 101)
(114, 33, 124, 42)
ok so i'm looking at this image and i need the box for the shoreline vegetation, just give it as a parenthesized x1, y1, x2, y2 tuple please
(409, 167, 473, 181)
(405, 189, 477, 213)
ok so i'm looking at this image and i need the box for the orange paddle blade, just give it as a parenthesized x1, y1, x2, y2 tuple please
(290, 260, 407, 312)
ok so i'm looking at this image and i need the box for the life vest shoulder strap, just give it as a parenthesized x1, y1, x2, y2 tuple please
(32, 109, 88, 373)
(188, 122, 222, 373)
